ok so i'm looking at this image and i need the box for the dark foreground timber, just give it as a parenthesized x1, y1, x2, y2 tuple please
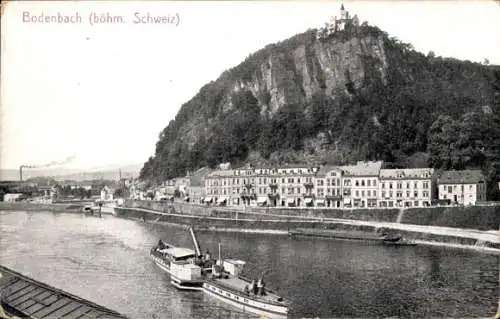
(0, 264, 128, 319)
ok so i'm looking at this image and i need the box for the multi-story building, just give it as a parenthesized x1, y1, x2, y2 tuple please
(378, 168, 434, 208)
(274, 165, 318, 207)
(186, 167, 211, 204)
(204, 164, 255, 206)
(437, 170, 487, 205)
(204, 164, 320, 207)
(315, 166, 344, 208)
(339, 161, 382, 208)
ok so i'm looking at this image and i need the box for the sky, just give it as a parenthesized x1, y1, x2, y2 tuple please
(1, 0, 500, 171)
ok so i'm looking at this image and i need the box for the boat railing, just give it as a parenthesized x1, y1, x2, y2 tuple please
(207, 275, 288, 306)
(237, 274, 279, 295)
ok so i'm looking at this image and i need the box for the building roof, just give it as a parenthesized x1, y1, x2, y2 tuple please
(438, 170, 486, 184)
(339, 161, 383, 177)
(0, 264, 128, 319)
(315, 165, 342, 177)
(192, 166, 212, 177)
(380, 168, 434, 179)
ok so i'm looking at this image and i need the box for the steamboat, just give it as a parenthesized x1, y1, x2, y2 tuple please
(150, 235, 206, 290)
(151, 227, 290, 317)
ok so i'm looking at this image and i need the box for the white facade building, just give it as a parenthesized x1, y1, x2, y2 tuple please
(379, 168, 434, 208)
(438, 170, 487, 206)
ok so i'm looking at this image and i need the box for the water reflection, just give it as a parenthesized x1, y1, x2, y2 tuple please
(0, 210, 498, 318)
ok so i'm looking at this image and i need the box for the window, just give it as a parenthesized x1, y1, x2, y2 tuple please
(355, 190, 359, 197)
(373, 191, 377, 197)
(367, 190, 371, 197)
(367, 180, 371, 187)
(361, 180, 365, 186)
(423, 182, 429, 189)
(361, 190, 365, 197)
(382, 183, 385, 189)
(448, 186, 452, 193)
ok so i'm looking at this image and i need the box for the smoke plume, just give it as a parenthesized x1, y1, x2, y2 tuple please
(21, 154, 77, 169)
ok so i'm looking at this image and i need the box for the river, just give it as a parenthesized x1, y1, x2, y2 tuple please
(0, 210, 498, 318)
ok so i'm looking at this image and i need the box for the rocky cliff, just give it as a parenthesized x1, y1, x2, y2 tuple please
(140, 24, 499, 195)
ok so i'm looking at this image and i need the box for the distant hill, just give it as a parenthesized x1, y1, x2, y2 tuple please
(0, 164, 141, 181)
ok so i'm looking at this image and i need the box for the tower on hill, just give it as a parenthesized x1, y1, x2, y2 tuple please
(317, 3, 359, 40)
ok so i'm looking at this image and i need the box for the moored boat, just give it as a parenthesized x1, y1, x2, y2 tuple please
(202, 243, 290, 318)
(150, 240, 205, 290)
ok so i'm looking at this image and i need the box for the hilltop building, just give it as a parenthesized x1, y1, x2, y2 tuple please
(317, 3, 360, 39)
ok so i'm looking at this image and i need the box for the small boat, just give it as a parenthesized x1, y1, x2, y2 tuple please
(150, 240, 205, 290)
(381, 233, 417, 246)
(202, 243, 290, 318)
(382, 238, 417, 246)
(81, 205, 100, 214)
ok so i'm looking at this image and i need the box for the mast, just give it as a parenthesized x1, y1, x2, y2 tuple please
(188, 226, 202, 258)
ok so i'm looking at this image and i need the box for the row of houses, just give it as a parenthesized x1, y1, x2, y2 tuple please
(147, 161, 488, 209)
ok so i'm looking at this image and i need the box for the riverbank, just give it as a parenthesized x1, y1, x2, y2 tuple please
(126, 200, 500, 231)
(2, 201, 498, 254)
(115, 206, 500, 255)
(0, 202, 86, 213)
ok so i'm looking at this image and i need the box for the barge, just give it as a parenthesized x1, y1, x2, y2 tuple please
(289, 228, 416, 246)
(288, 228, 384, 242)
(203, 257, 290, 318)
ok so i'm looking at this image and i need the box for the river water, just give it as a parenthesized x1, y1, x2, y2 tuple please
(0, 210, 498, 318)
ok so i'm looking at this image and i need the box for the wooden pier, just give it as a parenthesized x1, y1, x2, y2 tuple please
(0, 265, 128, 319)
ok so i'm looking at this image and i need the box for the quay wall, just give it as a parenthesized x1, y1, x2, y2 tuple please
(124, 200, 500, 230)
(114, 207, 500, 251)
